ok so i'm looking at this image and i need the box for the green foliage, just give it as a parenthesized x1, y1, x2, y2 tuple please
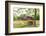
(36, 15, 39, 20)
(13, 16, 16, 21)
(13, 8, 40, 20)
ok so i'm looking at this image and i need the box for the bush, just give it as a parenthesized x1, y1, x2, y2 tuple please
(36, 15, 39, 20)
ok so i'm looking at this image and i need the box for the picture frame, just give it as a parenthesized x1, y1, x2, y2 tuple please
(5, 1, 45, 35)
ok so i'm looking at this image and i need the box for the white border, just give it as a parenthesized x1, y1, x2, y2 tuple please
(8, 3, 43, 33)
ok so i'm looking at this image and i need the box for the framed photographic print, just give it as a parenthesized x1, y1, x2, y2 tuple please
(5, 1, 45, 35)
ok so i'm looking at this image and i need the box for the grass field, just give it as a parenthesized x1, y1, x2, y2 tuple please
(13, 20, 39, 28)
